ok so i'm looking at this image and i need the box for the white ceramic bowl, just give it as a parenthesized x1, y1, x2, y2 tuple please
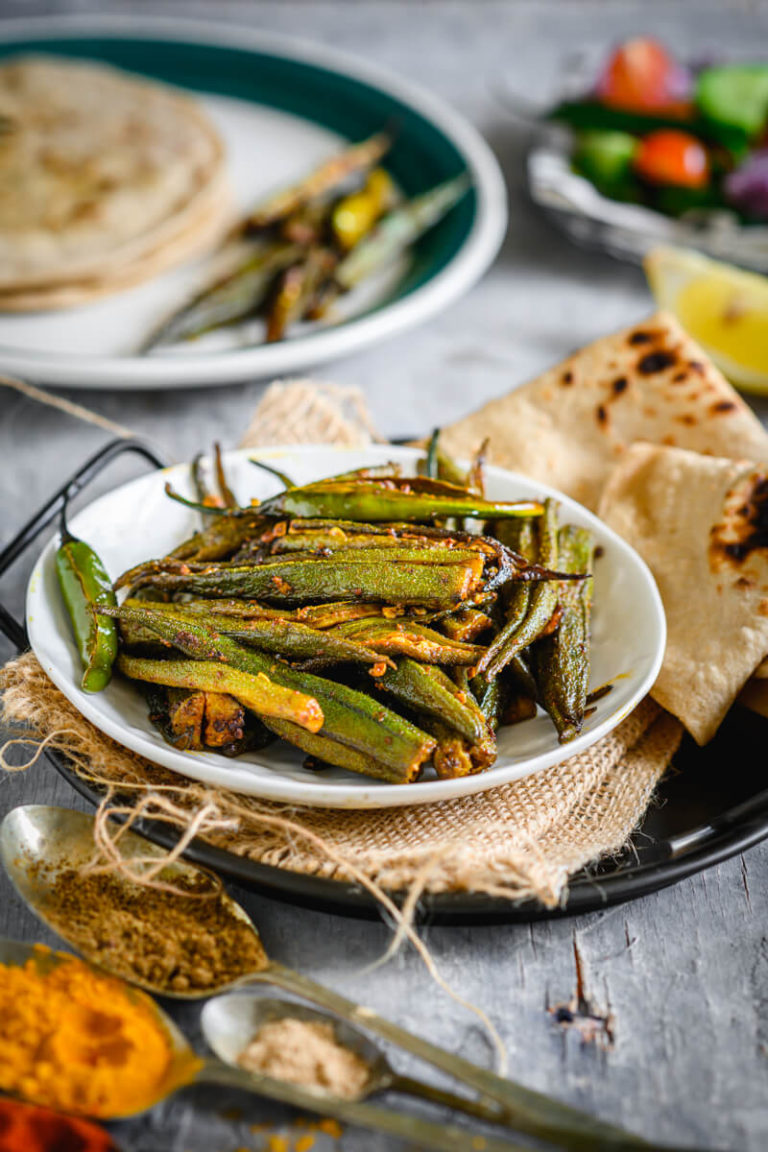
(27, 445, 665, 809)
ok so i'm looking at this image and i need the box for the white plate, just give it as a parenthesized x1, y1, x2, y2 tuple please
(27, 446, 665, 809)
(0, 16, 506, 389)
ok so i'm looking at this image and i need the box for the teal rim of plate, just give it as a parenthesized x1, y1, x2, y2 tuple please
(0, 35, 477, 317)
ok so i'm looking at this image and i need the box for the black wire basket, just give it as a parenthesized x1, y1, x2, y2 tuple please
(2, 436, 767, 925)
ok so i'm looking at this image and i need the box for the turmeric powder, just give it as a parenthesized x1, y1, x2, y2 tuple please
(0, 949, 183, 1117)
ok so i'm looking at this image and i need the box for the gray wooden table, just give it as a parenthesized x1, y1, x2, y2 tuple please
(2, 3, 767, 1150)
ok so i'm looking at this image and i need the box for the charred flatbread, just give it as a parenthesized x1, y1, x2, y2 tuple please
(440, 311, 768, 511)
(599, 441, 768, 744)
(0, 56, 228, 293)
(0, 168, 229, 311)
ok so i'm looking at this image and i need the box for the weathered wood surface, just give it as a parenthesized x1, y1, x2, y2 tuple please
(2, 3, 768, 1150)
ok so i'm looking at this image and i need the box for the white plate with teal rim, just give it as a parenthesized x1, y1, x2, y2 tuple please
(0, 16, 506, 389)
(27, 445, 666, 809)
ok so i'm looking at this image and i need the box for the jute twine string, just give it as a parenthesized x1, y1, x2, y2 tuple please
(0, 658, 509, 1069)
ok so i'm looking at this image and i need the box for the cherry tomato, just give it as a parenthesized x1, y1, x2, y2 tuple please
(597, 38, 689, 113)
(633, 130, 710, 188)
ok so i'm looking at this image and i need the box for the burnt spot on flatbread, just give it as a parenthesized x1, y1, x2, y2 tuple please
(637, 350, 677, 374)
(711, 400, 737, 414)
(561, 370, 573, 386)
(710, 475, 768, 566)
(612, 376, 628, 394)
(672, 371, 687, 383)
(627, 329, 656, 345)
(735, 576, 756, 589)
(596, 404, 608, 426)
(675, 414, 696, 426)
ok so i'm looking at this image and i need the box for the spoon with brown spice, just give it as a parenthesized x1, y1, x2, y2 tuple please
(0, 936, 522, 1152)
(1, 805, 661, 1151)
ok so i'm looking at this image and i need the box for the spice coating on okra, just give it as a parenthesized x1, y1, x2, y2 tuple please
(69, 434, 596, 784)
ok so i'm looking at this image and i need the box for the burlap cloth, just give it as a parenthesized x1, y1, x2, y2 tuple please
(0, 380, 683, 909)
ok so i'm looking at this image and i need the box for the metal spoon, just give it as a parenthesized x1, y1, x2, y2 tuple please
(1, 805, 649, 1150)
(0, 937, 522, 1152)
(202, 993, 513, 1127)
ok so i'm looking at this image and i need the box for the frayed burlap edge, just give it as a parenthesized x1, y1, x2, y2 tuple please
(1, 652, 682, 908)
(240, 380, 381, 449)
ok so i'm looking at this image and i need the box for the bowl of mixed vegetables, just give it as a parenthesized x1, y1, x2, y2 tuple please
(528, 38, 768, 270)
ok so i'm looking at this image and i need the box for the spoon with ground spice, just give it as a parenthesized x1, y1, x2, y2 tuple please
(0, 937, 523, 1152)
(1, 805, 659, 1151)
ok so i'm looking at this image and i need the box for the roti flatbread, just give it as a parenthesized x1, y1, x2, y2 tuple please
(0, 168, 230, 312)
(0, 56, 226, 291)
(441, 311, 768, 511)
(598, 441, 768, 744)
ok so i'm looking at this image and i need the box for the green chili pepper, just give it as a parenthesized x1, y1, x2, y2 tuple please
(55, 519, 118, 693)
(258, 479, 542, 523)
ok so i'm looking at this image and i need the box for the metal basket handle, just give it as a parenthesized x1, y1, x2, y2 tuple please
(0, 437, 167, 653)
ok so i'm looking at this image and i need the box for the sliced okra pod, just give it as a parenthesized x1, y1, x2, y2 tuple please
(118, 654, 324, 733)
(113, 606, 435, 782)
(375, 658, 491, 750)
(332, 618, 485, 665)
(479, 500, 561, 680)
(245, 130, 393, 231)
(120, 599, 393, 671)
(122, 553, 484, 610)
(335, 174, 471, 290)
(530, 525, 594, 744)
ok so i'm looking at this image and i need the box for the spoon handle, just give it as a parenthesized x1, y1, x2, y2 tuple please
(198, 1059, 526, 1152)
(255, 962, 650, 1151)
(386, 1072, 510, 1127)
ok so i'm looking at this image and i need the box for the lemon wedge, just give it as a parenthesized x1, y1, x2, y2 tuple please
(644, 246, 768, 394)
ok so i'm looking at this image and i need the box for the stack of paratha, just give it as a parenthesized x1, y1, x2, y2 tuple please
(442, 311, 768, 744)
(0, 56, 230, 310)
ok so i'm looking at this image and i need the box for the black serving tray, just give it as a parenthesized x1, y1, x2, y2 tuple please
(4, 438, 768, 925)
